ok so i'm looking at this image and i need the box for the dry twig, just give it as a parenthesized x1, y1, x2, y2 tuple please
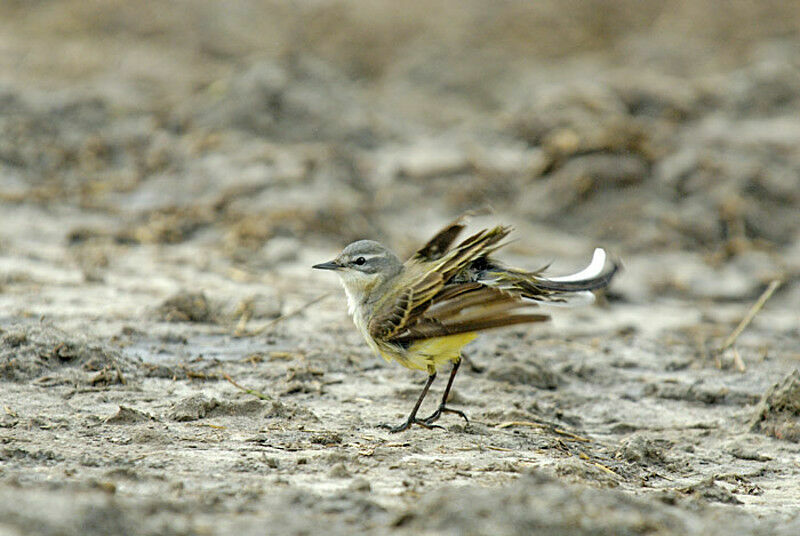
(719, 279, 781, 353)
(222, 372, 273, 401)
(241, 293, 330, 336)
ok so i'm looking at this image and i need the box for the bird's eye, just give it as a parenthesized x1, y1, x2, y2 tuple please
(353, 257, 366, 266)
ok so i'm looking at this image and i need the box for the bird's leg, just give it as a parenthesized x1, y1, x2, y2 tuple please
(422, 357, 469, 426)
(384, 371, 444, 433)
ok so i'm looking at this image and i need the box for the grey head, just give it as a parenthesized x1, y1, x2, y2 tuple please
(312, 240, 402, 277)
(313, 240, 403, 312)
(313, 240, 404, 310)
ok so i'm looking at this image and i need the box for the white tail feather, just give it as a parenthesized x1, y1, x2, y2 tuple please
(546, 248, 607, 283)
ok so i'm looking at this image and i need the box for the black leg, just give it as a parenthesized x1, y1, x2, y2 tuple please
(421, 357, 469, 426)
(384, 372, 444, 433)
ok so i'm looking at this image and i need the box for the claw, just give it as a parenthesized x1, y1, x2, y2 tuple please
(421, 405, 469, 426)
(380, 419, 446, 433)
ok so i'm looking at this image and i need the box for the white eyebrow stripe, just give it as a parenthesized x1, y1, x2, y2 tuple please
(547, 248, 607, 282)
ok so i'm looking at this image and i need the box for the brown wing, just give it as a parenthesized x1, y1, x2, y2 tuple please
(371, 224, 547, 344)
(431, 225, 511, 281)
(372, 225, 509, 340)
(368, 271, 444, 341)
(372, 281, 549, 345)
(392, 284, 549, 344)
(412, 216, 468, 262)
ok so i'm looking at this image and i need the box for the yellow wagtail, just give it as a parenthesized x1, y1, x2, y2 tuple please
(313, 217, 618, 432)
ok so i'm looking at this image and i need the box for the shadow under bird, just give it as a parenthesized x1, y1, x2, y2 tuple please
(313, 217, 619, 432)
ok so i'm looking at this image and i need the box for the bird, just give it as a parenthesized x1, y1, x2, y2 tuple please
(312, 217, 618, 432)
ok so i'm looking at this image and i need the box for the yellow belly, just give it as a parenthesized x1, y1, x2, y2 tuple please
(378, 333, 477, 373)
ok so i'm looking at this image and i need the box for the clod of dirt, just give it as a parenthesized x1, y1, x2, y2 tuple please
(509, 84, 645, 156)
(115, 207, 216, 245)
(0, 488, 139, 536)
(1, 330, 27, 347)
(402, 472, 761, 535)
(223, 203, 373, 248)
(348, 478, 371, 493)
(230, 293, 283, 321)
(131, 429, 171, 445)
(66, 227, 113, 245)
(679, 476, 743, 505)
(139, 363, 179, 379)
(644, 380, 759, 406)
(488, 362, 560, 389)
(264, 400, 320, 422)
(749, 369, 800, 442)
(211, 399, 269, 417)
(168, 394, 219, 421)
(727, 445, 772, 462)
(156, 291, 217, 323)
(0, 414, 18, 428)
(615, 434, 669, 464)
(0, 324, 136, 383)
(311, 432, 343, 445)
(328, 462, 351, 478)
(553, 458, 620, 488)
(533, 153, 649, 217)
(104, 406, 156, 425)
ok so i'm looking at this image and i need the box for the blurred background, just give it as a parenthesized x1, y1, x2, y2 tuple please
(0, 0, 798, 318)
(1, 4, 799, 534)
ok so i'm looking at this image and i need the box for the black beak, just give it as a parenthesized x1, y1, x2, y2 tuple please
(312, 260, 341, 271)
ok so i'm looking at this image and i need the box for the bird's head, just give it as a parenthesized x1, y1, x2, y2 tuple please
(313, 240, 403, 305)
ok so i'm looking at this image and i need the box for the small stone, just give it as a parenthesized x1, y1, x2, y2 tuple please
(328, 462, 350, 478)
(750, 369, 800, 442)
(105, 406, 156, 425)
(168, 395, 219, 422)
(156, 291, 216, 323)
(348, 477, 372, 492)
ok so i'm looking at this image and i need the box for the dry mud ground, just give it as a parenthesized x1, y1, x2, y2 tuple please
(1, 2, 800, 535)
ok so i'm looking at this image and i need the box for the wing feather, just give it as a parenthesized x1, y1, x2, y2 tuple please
(394, 313, 549, 344)
(373, 281, 549, 344)
(371, 225, 529, 344)
(412, 216, 468, 261)
(368, 271, 443, 340)
(369, 225, 621, 346)
(432, 226, 511, 281)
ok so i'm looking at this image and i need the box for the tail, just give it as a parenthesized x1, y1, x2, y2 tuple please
(533, 248, 618, 292)
(479, 248, 619, 306)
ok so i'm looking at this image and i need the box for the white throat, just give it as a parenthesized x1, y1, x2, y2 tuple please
(336, 271, 377, 317)
(341, 280, 361, 317)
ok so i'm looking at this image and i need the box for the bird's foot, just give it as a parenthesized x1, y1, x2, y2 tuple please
(380, 418, 446, 433)
(421, 405, 469, 426)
